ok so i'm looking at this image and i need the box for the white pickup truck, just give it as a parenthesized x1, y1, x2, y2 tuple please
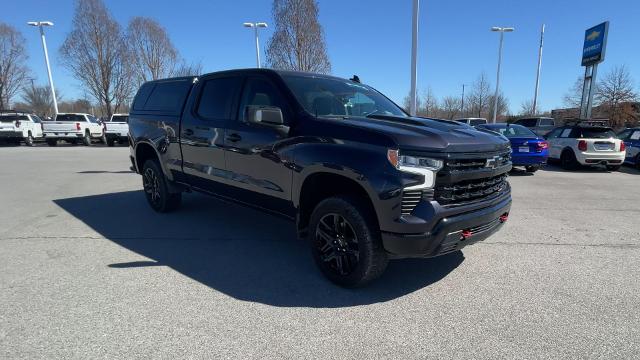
(0, 111, 44, 146)
(104, 113, 129, 146)
(43, 113, 106, 146)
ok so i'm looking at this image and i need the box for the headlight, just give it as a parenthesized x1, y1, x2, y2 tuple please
(387, 149, 443, 190)
(398, 155, 443, 170)
(387, 150, 443, 171)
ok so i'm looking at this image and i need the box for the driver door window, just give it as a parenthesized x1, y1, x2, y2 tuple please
(239, 78, 288, 124)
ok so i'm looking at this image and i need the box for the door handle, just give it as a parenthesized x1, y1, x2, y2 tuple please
(184, 128, 194, 136)
(226, 133, 242, 142)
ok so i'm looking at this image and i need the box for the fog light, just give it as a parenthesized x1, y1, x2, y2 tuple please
(461, 230, 473, 239)
(499, 213, 509, 223)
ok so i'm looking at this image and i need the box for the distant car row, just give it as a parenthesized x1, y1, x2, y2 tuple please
(471, 119, 638, 173)
(0, 110, 129, 147)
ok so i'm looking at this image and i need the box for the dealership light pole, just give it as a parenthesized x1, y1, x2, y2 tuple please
(27, 21, 58, 115)
(243, 22, 268, 68)
(409, 0, 419, 116)
(490, 26, 514, 123)
(532, 24, 545, 115)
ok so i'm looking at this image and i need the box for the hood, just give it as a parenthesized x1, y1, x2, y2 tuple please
(340, 115, 511, 153)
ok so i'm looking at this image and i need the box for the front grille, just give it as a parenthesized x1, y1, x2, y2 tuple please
(434, 151, 511, 206)
(445, 153, 511, 172)
(435, 174, 508, 206)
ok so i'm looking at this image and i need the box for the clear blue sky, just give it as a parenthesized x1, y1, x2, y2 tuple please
(3, 0, 639, 113)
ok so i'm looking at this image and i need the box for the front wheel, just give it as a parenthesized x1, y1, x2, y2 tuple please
(308, 196, 388, 288)
(107, 138, 115, 147)
(525, 165, 539, 173)
(142, 159, 182, 213)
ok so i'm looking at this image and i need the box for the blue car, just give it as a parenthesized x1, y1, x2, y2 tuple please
(476, 123, 549, 173)
(618, 128, 640, 169)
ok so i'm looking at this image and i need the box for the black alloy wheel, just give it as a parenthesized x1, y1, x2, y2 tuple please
(141, 159, 181, 212)
(315, 213, 360, 277)
(308, 196, 387, 287)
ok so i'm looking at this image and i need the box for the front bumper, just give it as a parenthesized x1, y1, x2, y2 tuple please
(381, 194, 511, 258)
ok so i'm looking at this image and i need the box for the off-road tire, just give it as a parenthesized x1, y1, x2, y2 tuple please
(142, 159, 182, 213)
(308, 196, 388, 288)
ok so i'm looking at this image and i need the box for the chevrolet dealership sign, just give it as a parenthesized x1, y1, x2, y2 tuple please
(582, 21, 609, 66)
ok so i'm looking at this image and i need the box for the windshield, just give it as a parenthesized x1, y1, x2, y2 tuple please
(579, 128, 616, 139)
(483, 124, 536, 138)
(282, 75, 407, 118)
(110, 115, 129, 123)
(55, 114, 87, 122)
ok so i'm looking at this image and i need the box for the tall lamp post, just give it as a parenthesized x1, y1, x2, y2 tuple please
(27, 21, 58, 115)
(490, 26, 514, 123)
(243, 22, 268, 68)
(532, 24, 545, 115)
(409, 0, 419, 117)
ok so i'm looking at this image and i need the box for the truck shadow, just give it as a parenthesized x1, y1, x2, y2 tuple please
(53, 191, 464, 308)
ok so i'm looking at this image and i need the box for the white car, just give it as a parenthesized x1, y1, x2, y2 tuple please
(546, 124, 626, 171)
(104, 113, 129, 146)
(0, 111, 44, 146)
(454, 118, 488, 126)
(43, 113, 106, 146)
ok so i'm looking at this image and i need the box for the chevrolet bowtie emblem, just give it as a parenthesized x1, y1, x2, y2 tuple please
(485, 156, 501, 169)
(586, 30, 600, 41)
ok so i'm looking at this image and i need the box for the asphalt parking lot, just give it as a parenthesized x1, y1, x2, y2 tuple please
(1, 144, 639, 359)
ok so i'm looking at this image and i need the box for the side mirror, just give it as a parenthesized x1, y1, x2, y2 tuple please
(246, 106, 284, 126)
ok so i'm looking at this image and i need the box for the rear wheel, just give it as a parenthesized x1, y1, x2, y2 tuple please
(561, 150, 579, 170)
(606, 165, 621, 171)
(82, 131, 92, 146)
(25, 132, 35, 146)
(636, 154, 640, 170)
(142, 159, 182, 213)
(46, 139, 57, 147)
(107, 138, 115, 147)
(525, 165, 539, 173)
(308, 196, 388, 288)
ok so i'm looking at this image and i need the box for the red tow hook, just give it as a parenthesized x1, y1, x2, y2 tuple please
(499, 213, 509, 223)
(461, 230, 473, 240)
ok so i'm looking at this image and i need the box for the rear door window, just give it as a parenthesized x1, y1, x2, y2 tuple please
(560, 128, 573, 138)
(196, 77, 243, 120)
(546, 128, 563, 139)
(631, 131, 640, 140)
(143, 79, 193, 114)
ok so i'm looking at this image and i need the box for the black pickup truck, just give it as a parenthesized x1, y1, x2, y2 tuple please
(128, 69, 512, 287)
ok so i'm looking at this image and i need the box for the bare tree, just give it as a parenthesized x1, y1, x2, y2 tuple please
(487, 93, 509, 120)
(562, 76, 585, 108)
(519, 99, 535, 116)
(172, 61, 202, 77)
(59, 0, 133, 117)
(420, 88, 439, 117)
(402, 91, 422, 114)
(596, 65, 638, 127)
(441, 96, 461, 119)
(265, 0, 331, 73)
(21, 84, 62, 118)
(467, 73, 492, 118)
(0, 23, 29, 109)
(127, 17, 178, 86)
